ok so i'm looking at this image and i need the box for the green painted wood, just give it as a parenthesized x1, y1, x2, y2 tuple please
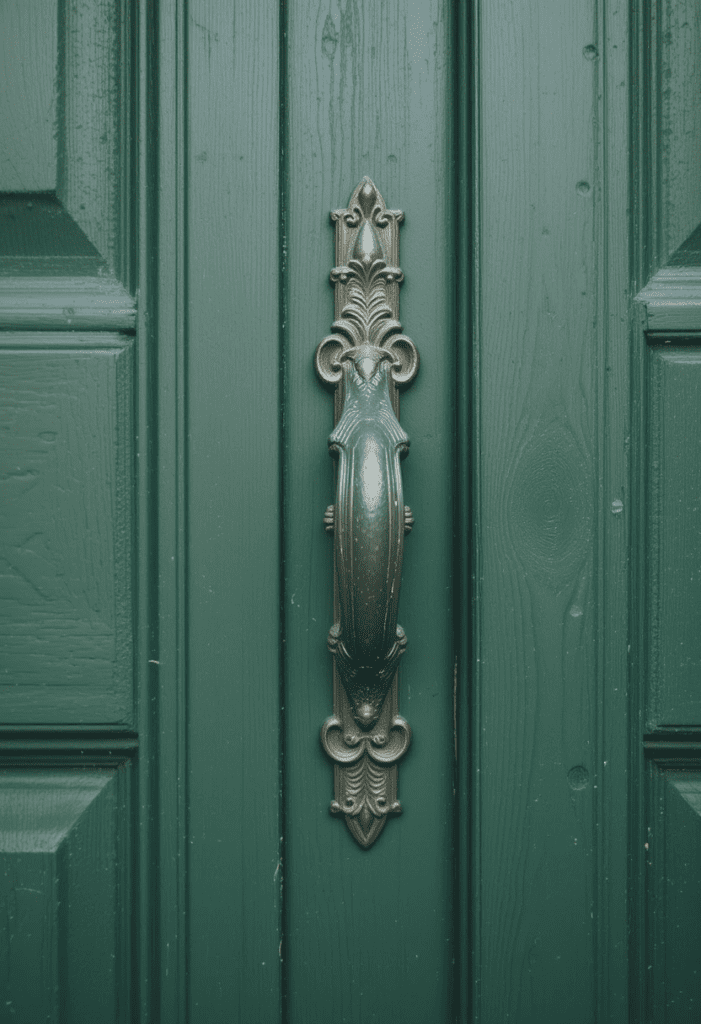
(455, 2, 473, 1020)
(133, 3, 155, 1015)
(184, 0, 282, 1019)
(0, 277, 135, 330)
(630, 7, 701, 1022)
(637, 266, 701, 332)
(0, 195, 104, 275)
(638, 271, 701, 333)
(3, 2, 701, 1021)
(0, 764, 131, 1022)
(654, 0, 701, 265)
(0, 0, 135, 284)
(150, 0, 187, 1019)
(666, 222, 701, 268)
(0, 0, 58, 192)
(636, 231, 701, 334)
(0, 336, 134, 725)
(645, 762, 701, 1020)
(646, 348, 701, 727)
(633, 0, 701, 283)
(0, 0, 139, 1006)
(284, 2, 454, 1021)
(596, 7, 635, 1014)
(57, 0, 126, 275)
(472, 0, 631, 1019)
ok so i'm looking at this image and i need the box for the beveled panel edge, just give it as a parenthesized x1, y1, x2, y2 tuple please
(0, 747, 136, 764)
(0, 757, 135, 1020)
(0, 277, 136, 331)
(635, 262, 701, 332)
(646, 332, 701, 345)
(643, 737, 701, 763)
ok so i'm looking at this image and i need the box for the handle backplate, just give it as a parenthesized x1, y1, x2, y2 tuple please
(316, 178, 418, 848)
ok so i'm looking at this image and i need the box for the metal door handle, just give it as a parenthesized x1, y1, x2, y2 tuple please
(315, 178, 418, 848)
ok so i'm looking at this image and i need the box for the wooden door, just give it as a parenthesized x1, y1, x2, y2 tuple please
(2, 1, 701, 1021)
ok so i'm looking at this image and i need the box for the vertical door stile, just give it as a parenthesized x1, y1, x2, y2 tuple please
(183, 0, 283, 1019)
(473, 0, 632, 1020)
(153, 0, 188, 1018)
(284, 2, 455, 1021)
(455, 1, 477, 1021)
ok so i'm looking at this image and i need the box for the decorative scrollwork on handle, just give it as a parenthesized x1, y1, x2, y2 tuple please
(315, 178, 418, 848)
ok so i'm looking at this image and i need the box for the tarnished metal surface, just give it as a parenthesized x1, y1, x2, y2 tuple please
(316, 178, 418, 847)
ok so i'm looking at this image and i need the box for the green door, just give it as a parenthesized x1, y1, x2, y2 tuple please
(2, 1, 701, 1021)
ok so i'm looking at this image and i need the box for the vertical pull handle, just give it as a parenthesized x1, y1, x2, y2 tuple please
(315, 178, 419, 848)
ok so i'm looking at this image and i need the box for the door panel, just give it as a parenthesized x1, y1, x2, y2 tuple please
(638, 340, 701, 1017)
(645, 348, 701, 728)
(633, 5, 701, 1019)
(0, 764, 132, 1023)
(0, 337, 134, 724)
(0, 0, 133, 283)
(646, 0, 701, 266)
(645, 763, 701, 1022)
(0, 0, 139, 1015)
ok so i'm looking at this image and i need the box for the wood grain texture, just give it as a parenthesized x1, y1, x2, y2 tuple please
(284, 1, 454, 1021)
(184, 0, 282, 1018)
(646, 348, 701, 728)
(0, 0, 58, 191)
(0, 337, 134, 724)
(473, 0, 631, 1019)
(0, 764, 132, 1022)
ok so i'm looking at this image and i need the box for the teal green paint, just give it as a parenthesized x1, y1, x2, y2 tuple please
(149, 0, 187, 1017)
(0, 338, 133, 725)
(646, 765, 701, 1020)
(283, 1, 454, 1021)
(472, 0, 632, 1019)
(654, 0, 701, 264)
(0, 764, 131, 1021)
(455, 0, 475, 1019)
(476, 0, 599, 1013)
(184, 0, 283, 1020)
(0, 0, 58, 191)
(646, 349, 701, 727)
(3, 1, 701, 1020)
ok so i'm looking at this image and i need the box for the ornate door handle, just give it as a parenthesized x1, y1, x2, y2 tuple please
(315, 178, 418, 848)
